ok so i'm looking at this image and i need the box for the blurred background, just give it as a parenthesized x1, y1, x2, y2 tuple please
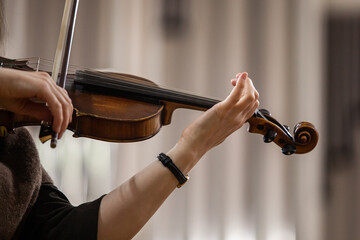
(1, 0, 360, 239)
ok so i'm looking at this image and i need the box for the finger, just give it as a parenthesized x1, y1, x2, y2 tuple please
(247, 77, 259, 100)
(230, 99, 258, 132)
(41, 76, 72, 137)
(231, 72, 243, 86)
(35, 82, 63, 133)
(48, 77, 73, 121)
(236, 72, 247, 86)
(18, 101, 53, 122)
(58, 86, 73, 123)
(254, 89, 259, 100)
(236, 77, 255, 104)
(57, 89, 72, 138)
(248, 100, 260, 117)
(51, 87, 70, 138)
(233, 79, 259, 118)
(0, 98, 53, 122)
(227, 72, 247, 104)
(237, 99, 259, 123)
(246, 100, 260, 120)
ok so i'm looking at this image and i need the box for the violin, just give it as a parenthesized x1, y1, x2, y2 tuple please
(0, 56, 318, 155)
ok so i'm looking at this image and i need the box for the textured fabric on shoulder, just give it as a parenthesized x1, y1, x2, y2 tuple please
(0, 127, 43, 240)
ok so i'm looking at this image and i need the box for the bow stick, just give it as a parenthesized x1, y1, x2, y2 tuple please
(39, 0, 79, 148)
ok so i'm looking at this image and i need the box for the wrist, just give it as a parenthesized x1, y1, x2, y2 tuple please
(166, 137, 203, 175)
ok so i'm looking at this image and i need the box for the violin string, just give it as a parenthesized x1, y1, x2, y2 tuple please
(86, 70, 221, 103)
(3, 57, 84, 75)
(2, 57, 220, 107)
(75, 70, 220, 109)
(11, 58, 219, 103)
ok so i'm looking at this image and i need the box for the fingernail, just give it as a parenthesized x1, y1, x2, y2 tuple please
(242, 72, 248, 80)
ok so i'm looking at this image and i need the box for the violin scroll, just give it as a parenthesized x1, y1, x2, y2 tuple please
(247, 109, 319, 155)
(293, 121, 318, 149)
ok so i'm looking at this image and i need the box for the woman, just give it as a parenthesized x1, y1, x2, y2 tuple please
(0, 30, 259, 240)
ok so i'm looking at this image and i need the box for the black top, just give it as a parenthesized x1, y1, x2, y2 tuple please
(18, 183, 104, 240)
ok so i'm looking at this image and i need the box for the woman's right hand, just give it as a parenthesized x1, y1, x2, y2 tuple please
(0, 68, 73, 138)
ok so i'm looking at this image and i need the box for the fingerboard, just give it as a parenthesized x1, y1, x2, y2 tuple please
(74, 70, 220, 109)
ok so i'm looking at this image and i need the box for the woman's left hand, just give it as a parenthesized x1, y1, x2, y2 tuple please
(176, 72, 259, 160)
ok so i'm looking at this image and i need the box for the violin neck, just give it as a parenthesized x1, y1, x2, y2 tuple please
(74, 70, 220, 111)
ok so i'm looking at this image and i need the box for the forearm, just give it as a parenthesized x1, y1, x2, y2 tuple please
(97, 141, 201, 240)
(96, 72, 258, 239)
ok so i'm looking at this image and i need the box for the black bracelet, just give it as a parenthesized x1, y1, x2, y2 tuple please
(157, 153, 189, 188)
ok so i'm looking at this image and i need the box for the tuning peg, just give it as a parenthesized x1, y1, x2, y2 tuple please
(263, 130, 277, 143)
(281, 144, 296, 155)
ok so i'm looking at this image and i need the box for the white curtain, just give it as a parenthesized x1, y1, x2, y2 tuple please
(3, 0, 328, 239)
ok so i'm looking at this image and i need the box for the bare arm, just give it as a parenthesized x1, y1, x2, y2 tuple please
(97, 72, 259, 240)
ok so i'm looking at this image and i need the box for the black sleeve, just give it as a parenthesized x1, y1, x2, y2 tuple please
(18, 183, 105, 240)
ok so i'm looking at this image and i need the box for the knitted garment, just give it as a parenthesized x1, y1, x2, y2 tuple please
(0, 128, 52, 240)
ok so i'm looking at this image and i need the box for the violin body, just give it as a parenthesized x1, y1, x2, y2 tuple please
(0, 57, 207, 142)
(0, 72, 175, 142)
(68, 74, 164, 142)
(0, 57, 319, 155)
